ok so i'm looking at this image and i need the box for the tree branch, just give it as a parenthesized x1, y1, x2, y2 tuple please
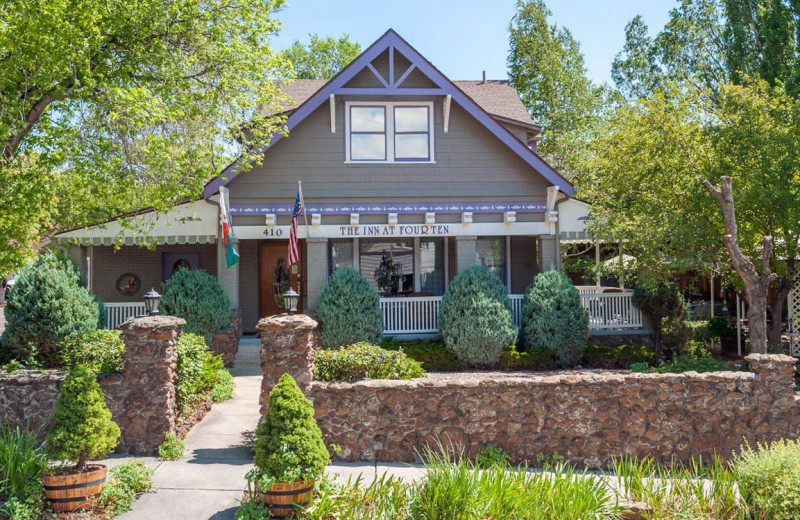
(2, 91, 57, 165)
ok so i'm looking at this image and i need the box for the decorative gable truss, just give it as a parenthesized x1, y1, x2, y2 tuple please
(203, 29, 574, 198)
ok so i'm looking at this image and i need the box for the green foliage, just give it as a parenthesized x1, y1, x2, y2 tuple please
(708, 316, 736, 338)
(176, 333, 225, 417)
(161, 269, 230, 339)
(735, 439, 800, 519)
(655, 354, 730, 374)
(314, 342, 425, 382)
(61, 329, 125, 374)
(475, 445, 510, 469)
(584, 343, 656, 369)
(45, 366, 120, 469)
(282, 33, 361, 79)
(439, 265, 516, 368)
(317, 267, 383, 348)
(498, 345, 555, 371)
(304, 473, 409, 520)
(1, 252, 99, 367)
(99, 460, 154, 516)
(522, 270, 588, 368)
(234, 498, 270, 520)
(381, 338, 463, 372)
(661, 316, 692, 357)
(157, 432, 185, 461)
(687, 320, 712, 343)
(630, 362, 650, 373)
(632, 283, 687, 356)
(253, 374, 329, 484)
(0, 425, 47, 519)
(0, 0, 291, 275)
(211, 368, 235, 402)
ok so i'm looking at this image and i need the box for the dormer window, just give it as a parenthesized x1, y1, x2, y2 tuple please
(345, 101, 434, 163)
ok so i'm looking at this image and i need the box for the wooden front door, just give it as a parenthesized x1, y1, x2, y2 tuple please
(259, 241, 302, 318)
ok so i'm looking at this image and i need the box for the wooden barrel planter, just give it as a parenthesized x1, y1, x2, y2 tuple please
(42, 465, 107, 513)
(257, 480, 314, 518)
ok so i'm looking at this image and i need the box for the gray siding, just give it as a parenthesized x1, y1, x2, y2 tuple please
(238, 240, 259, 332)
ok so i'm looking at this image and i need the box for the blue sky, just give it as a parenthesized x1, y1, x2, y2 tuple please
(273, 0, 677, 86)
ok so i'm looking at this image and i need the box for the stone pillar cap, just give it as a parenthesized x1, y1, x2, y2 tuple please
(744, 353, 798, 364)
(256, 313, 318, 331)
(119, 315, 187, 331)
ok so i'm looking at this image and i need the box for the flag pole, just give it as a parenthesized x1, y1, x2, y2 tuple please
(299, 180, 309, 235)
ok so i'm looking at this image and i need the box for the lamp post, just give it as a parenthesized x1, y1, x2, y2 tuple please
(143, 287, 161, 316)
(282, 288, 299, 315)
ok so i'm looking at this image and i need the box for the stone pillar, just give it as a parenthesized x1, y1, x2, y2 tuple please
(257, 314, 319, 414)
(455, 236, 477, 274)
(539, 235, 559, 272)
(305, 238, 328, 311)
(116, 316, 184, 454)
(745, 353, 799, 441)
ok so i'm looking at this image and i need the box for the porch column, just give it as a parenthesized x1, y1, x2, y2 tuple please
(305, 238, 328, 311)
(539, 236, 559, 272)
(455, 236, 477, 274)
(217, 238, 240, 309)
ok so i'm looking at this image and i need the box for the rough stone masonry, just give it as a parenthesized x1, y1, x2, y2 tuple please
(258, 314, 800, 467)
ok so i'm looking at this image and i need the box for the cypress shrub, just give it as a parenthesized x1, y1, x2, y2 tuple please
(438, 265, 516, 368)
(522, 270, 588, 368)
(161, 268, 230, 339)
(1, 252, 99, 367)
(316, 267, 382, 348)
(253, 374, 329, 484)
(45, 366, 120, 470)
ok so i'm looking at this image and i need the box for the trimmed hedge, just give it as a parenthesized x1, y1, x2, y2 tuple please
(317, 267, 383, 348)
(61, 329, 125, 374)
(314, 342, 425, 382)
(499, 345, 555, 371)
(584, 343, 656, 369)
(381, 339, 463, 371)
(161, 268, 230, 339)
(438, 265, 516, 368)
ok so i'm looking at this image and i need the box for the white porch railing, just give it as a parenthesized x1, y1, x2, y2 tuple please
(380, 292, 643, 335)
(105, 302, 147, 330)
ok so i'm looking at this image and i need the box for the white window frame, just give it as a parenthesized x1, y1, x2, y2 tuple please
(344, 101, 435, 164)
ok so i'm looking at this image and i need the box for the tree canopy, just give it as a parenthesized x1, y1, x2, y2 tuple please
(0, 0, 291, 274)
(282, 33, 361, 79)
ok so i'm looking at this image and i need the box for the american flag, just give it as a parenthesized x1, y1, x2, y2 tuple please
(287, 185, 303, 267)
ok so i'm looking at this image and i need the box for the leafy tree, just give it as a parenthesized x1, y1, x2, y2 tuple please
(45, 366, 120, 471)
(632, 283, 687, 357)
(161, 269, 231, 340)
(316, 268, 382, 348)
(282, 33, 361, 79)
(508, 0, 605, 178)
(0, 0, 291, 274)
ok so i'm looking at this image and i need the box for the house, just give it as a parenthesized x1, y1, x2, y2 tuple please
(54, 29, 643, 336)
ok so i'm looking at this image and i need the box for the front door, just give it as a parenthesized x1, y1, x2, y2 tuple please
(259, 241, 302, 317)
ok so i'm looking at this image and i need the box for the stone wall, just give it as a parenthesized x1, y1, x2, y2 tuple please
(211, 309, 242, 367)
(0, 316, 185, 455)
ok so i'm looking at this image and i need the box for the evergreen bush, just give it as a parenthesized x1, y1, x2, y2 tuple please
(314, 342, 425, 382)
(438, 265, 516, 368)
(316, 267, 382, 348)
(252, 374, 329, 485)
(61, 329, 125, 374)
(45, 366, 120, 470)
(633, 282, 687, 357)
(522, 270, 588, 368)
(1, 252, 100, 367)
(160, 268, 230, 339)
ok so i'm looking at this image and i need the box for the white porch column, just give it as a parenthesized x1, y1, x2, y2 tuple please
(539, 236, 559, 272)
(455, 236, 477, 274)
(305, 238, 328, 311)
(217, 238, 240, 309)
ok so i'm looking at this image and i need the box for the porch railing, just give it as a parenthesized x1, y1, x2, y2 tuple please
(104, 302, 147, 330)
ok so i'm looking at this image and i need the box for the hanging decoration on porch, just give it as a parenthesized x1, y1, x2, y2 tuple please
(115, 273, 141, 296)
(374, 251, 403, 295)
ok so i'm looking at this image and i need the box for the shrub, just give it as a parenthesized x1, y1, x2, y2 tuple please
(158, 432, 185, 461)
(252, 374, 329, 486)
(584, 343, 656, 369)
(687, 320, 711, 343)
(317, 267, 383, 348)
(0, 425, 47, 519)
(211, 368, 235, 402)
(314, 342, 425, 382)
(735, 439, 800, 519)
(381, 338, 462, 371)
(475, 445, 510, 469)
(661, 316, 692, 356)
(99, 460, 154, 516)
(633, 282, 686, 356)
(1, 252, 100, 367)
(45, 366, 120, 470)
(161, 268, 230, 339)
(708, 316, 736, 338)
(522, 270, 588, 368)
(61, 329, 125, 373)
(498, 345, 555, 371)
(438, 265, 516, 368)
(176, 333, 224, 416)
(655, 354, 730, 374)
(630, 362, 650, 373)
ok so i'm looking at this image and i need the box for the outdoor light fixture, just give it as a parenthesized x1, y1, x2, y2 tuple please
(143, 287, 162, 316)
(282, 288, 299, 315)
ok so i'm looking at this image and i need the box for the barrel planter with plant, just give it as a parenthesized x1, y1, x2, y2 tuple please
(246, 373, 329, 518)
(43, 366, 121, 512)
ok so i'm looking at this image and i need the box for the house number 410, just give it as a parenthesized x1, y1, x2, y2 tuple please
(263, 228, 283, 237)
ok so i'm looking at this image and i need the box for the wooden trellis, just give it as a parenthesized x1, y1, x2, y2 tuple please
(790, 278, 800, 357)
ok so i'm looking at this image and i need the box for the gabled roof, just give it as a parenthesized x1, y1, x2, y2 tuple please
(204, 29, 573, 198)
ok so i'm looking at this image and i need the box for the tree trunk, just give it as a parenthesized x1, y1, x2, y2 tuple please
(704, 177, 776, 354)
(768, 278, 792, 351)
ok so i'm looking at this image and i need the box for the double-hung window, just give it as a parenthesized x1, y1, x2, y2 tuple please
(346, 102, 434, 163)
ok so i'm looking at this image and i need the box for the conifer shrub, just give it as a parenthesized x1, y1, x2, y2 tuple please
(522, 270, 588, 368)
(161, 268, 230, 339)
(314, 342, 425, 382)
(251, 374, 329, 486)
(438, 265, 516, 368)
(45, 366, 120, 470)
(316, 267, 382, 348)
(1, 252, 100, 367)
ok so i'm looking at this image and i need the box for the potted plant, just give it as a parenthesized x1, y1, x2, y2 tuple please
(43, 366, 121, 512)
(248, 373, 329, 517)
